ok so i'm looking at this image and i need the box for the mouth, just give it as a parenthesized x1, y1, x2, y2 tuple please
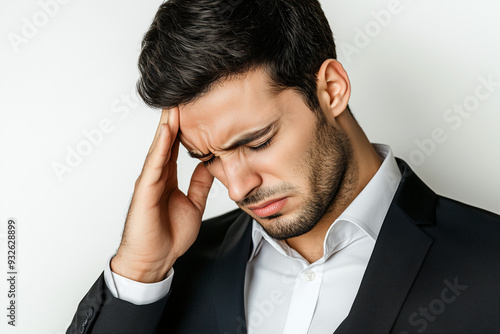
(248, 197, 288, 218)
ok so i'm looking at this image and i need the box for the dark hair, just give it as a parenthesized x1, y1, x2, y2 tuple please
(137, 0, 337, 113)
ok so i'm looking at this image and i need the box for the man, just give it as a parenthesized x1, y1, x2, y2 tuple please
(67, 0, 500, 333)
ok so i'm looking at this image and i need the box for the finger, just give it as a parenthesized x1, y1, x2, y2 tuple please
(141, 107, 179, 185)
(141, 122, 173, 186)
(168, 136, 180, 166)
(187, 163, 215, 214)
(167, 106, 180, 153)
(148, 107, 174, 156)
(162, 106, 180, 166)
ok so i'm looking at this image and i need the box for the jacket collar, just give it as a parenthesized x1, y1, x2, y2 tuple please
(334, 159, 436, 333)
(393, 157, 437, 226)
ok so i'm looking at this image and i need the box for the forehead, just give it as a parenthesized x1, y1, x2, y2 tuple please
(178, 69, 284, 151)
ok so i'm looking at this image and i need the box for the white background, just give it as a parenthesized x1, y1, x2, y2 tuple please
(0, 0, 499, 333)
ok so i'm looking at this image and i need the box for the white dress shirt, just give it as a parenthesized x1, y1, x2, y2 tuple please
(104, 144, 402, 333)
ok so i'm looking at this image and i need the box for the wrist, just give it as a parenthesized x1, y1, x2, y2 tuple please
(110, 254, 175, 283)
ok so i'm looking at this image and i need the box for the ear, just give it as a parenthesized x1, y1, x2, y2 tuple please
(316, 59, 351, 121)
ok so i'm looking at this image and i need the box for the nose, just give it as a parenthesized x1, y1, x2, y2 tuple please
(220, 156, 261, 202)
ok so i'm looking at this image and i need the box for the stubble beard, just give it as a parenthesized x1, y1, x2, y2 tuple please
(245, 114, 357, 240)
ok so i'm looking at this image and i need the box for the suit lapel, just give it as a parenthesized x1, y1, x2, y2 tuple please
(212, 211, 253, 334)
(335, 159, 436, 334)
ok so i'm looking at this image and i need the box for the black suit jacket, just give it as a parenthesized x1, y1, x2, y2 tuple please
(67, 159, 500, 333)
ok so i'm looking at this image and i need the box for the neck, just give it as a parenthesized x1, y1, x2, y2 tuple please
(285, 114, 382, 263)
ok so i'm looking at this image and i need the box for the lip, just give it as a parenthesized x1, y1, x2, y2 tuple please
(248, 197, 287, 210)
(248, 197, 288, 218)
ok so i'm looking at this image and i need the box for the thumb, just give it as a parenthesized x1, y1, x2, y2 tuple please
(187, 163, 215, 214)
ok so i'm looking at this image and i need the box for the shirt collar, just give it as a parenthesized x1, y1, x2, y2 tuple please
(248, 144, 402, 262)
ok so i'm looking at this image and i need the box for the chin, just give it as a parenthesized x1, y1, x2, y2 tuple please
(255, 211, 318, 240)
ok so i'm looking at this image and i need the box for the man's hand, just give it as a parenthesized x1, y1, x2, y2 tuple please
(111, 107, 214, 283)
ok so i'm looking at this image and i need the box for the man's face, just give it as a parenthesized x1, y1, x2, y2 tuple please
(179, 69, 354, 240)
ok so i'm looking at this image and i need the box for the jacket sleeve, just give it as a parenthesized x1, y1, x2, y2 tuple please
(66, 272, 169, 334)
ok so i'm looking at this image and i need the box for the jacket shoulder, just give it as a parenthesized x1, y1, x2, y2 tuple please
(436, 195, 500, 229)
(423, 195, 500, 254)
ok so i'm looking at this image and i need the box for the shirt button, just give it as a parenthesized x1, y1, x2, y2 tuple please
(304, 270, 315, 282)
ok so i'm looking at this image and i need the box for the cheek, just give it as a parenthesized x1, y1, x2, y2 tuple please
(254, 136, 312, 184)
(274, 131, 318, 190)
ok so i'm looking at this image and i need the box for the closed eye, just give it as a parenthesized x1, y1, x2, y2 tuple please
(248, 137, 272, 151)
(202, 155, 216, 167)
(202, 137, 274, 167)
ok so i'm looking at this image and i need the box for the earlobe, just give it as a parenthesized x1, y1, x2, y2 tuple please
(317, 59, 351, 119)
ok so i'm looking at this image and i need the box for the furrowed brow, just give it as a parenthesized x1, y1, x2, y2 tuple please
(221, 120, 279, 151)
(186, 119, 279, 160)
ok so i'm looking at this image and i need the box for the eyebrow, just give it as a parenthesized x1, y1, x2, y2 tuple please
(187, 120, 279, 160)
